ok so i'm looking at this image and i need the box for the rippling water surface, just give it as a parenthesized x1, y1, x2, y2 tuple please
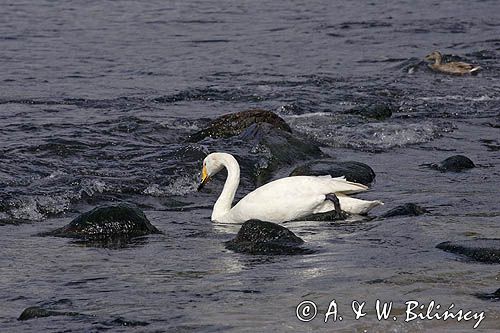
(1, 1, 499, 332)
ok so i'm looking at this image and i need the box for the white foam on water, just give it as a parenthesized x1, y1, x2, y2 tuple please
(281, 111, 332, 119)
(79, 179, 108, 197)
(10, 198, 44, 221)
(160, 119, 201, 131)
(287, 113, 453, 150)
(8, 194, 72, 221)
(143, 183, 165, 196)
(164, 174, 199, 196)
(417, 94, 497, 102)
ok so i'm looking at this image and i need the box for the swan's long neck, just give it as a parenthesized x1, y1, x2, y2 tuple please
(211, 154, 240, 222)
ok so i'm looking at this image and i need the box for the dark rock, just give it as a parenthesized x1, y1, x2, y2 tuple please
(236, 123, 324, 186)
(346, 103, 393, 120)
(18, 306, 81, 321)
(103, 317, 150, 327)
(380, 203, 429, 218)
(187, 109, 292, 142)
(38, 203, 162, 241)
(475, 288, 500, 301)
(430, 155, 475, 172)
(290, 159, 376, 186)
(188, 109, 324, 186)
(436, 239, 500, 264)
(300, 210, 347, 221)
(225, 220, 314, 255)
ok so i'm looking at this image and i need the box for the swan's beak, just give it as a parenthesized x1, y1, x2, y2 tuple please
(197, 166, 210, 191)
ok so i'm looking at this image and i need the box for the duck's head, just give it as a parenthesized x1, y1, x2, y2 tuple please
(197, 153, 225, 191)
(425, 51, 442, 62)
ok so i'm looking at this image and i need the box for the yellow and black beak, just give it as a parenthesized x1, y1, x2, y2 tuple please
(197, 165, 210, 191)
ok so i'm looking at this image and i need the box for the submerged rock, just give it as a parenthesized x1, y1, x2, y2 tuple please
(18, 306, 148, 326)
(187, 109, 292, 142)
(18, 306, 81, 321)
(38, 203, 162, 241)
(225, 220, 314, 255)
(380, 203, 428, 218)
(300, 210, 347, 222)
(436, 239, 500, 264)
(102, 317, 150, 327)
(290, 159, 376, 186)
(430, 155, 475, 172)
(346, 103, 394, 121)
(215, 122, 323, 186)
(242, 123, 324, 183)
(475, 288, 500, 301)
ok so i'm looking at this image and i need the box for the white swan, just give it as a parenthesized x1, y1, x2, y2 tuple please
(197, 152, 383, 224)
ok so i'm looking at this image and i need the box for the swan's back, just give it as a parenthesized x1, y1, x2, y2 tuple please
(252, 176, 367, 195)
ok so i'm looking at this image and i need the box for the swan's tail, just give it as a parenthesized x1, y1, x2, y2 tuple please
(314, 193, 383, 215)
(338, 195, 384, 214)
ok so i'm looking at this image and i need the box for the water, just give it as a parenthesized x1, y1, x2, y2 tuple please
(1, 0, 499, 331)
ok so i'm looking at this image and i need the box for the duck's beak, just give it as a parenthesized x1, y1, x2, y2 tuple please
(197, 165, 210, 191)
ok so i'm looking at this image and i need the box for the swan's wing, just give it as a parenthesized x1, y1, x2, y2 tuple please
(243, 176, 368, 200)
(327, 177, 368, 194)
(286, 175, 367, 193)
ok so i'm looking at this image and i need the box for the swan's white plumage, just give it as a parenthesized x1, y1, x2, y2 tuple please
(200, 152, 383, 224)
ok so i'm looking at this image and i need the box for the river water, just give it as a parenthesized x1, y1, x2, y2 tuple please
(1, 0, 499, 332)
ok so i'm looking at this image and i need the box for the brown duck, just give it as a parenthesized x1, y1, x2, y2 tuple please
(425, 51, 481, 75)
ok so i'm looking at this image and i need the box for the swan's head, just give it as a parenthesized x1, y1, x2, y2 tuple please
(197, 153, 225, 191)
(425, 51, 442, 62)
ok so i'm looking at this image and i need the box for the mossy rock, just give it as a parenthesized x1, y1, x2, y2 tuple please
(225, 220, 314, 255)
(187, 109, 292, 142)
(18, 306, 81, 321)
(38, 203, 162, 241)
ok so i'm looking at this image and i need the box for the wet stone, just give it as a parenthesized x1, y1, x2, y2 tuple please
(430, 155, 475, 172)
(236, 122, 324, 186)
(102, 317, 150, 327)
(300, 210, 347, 221)
(225, 220, 314, 255)
(290, 159, 376, 186)
(346, 103, 394, 120)
(38, 203, 162, 241)
(380, 203, 429, 218)
(436, 239, 500, 264)
(187, 109, 292, 142)
(475, 288, 500, 301)
(18, 306, 81, 321)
